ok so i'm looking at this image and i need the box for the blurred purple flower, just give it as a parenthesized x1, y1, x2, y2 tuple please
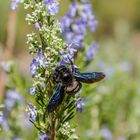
(60, 14, 71, 31)
(13, 136, 21, 140)
(72, 18, 87, 35)
(88, 17, 98, 32)
(0, 111, 4, 124)
(35, 22, 40, 30)
(28, 103, 37, 122)
(24, 116, 33, 128)
(76, 98, 85, 112)
(5, 89, 23, 111)
(43, 0, 59, 15)
(39, 131, 49, 140)
(80, 2, 98, 32)
(60, 0, 98, 50)
(0, 111, 9, 131)
(101, 125, 112, 140)
(81, 3, 92, 19)
(97, 61, 115, 78)
(69, 2, 78, 17)
(10, 0, 21, 10)
(86, 42, 97, 61)
(0, 61, 10, 72)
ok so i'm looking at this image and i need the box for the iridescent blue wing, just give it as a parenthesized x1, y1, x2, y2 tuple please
(47, 85, 65, 113)
(74, 72, 105, 83)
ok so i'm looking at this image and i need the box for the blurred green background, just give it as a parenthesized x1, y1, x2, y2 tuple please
(0, 0, 140, 140)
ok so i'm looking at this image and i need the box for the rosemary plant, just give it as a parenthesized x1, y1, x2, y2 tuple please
(10, 0, 102, 139)
(23, 0, 78, 139)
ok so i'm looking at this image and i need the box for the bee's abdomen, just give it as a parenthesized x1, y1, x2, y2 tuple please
(65, 80, 82, 95)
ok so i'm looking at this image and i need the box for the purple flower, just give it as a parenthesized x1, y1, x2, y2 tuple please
(39, 131, 49, 140)
(5, 90, 23, 111)
(48, 2, 59, 15)
(42, 0, 50, 5)
(30, 50, 47, 76)
(97, 61, 114, 78)
(28, 103, 37, 122)
(29, 86, 36, 95)
(81, 3, 98, 32)
(69, 2, 78, 17)
(76, 98, 85, 112)
(35, 22, 40, 30)
(24, 116, 33, 128)
(60, 14, 72, 31)
(66, 44, 77, 58)
(30, 58, 38, 76)
(81, 3, 93, 19)
(71, 34, 84, 48)
(0, 111, 4, 124)
(10, 0, 21, 10)
(37, 50, 46, 68)
(101, 125, 112, 140)
(13, 136, 21, 140)
(41, 82, 45, 89)
(0, 61, 10, 72)
(37, 49, 43, 58)
(0, 111, 9, 131)
(60, 44, 77, 65)
(88, 18, 98, 32)
(60, 1, 98, 50)
(43, 0, 59, 15)
(86, 42, 97, 61)
(72, 18, 87, 35)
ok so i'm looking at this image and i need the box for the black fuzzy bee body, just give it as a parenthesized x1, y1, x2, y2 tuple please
(53, 65, 73, 87)
(47, 63, 105, 113)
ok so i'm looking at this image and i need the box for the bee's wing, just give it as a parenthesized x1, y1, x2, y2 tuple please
(74, 72, 105, 83)
(47, 85, 65, 113)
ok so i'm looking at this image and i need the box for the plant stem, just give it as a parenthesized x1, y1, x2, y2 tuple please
(51, 113, 56, 140)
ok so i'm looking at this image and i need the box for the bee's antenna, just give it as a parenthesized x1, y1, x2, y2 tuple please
(67, 56, 75, 73)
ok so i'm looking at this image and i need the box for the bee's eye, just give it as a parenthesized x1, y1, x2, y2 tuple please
(62, 73, 72, 84)
(63, 73, 71, 80)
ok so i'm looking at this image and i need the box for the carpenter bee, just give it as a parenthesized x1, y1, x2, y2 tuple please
(47, 60, 105, 113)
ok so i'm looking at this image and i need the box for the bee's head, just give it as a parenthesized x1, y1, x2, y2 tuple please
(53, 65, 73, 86)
